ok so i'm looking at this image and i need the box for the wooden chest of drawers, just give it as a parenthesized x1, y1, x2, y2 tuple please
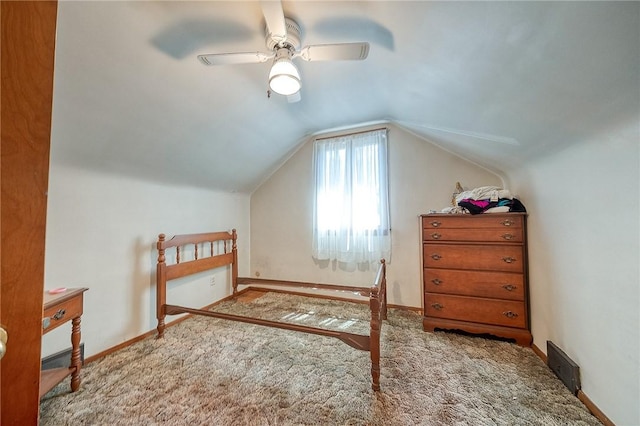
(421, 213, 532, 346)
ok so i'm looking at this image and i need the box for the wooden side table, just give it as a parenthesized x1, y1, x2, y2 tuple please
(40, 287, 88, 398)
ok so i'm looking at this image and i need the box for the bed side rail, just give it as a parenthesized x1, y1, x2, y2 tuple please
(164, 304, 371, 351)
(236, 259, 387, 300)
(236, 277, 373, 297)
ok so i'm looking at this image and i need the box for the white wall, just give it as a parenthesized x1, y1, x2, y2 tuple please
(249, 123, 503, 307)
(42, 164, 250, 358)
(250, 119, 640, 424)
(507, 120, 639, 426)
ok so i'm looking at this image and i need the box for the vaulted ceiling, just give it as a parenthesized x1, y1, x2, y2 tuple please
(50, 1, 639, 193)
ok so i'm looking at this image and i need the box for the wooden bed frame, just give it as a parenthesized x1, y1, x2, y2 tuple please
(155, 230, 388, 391)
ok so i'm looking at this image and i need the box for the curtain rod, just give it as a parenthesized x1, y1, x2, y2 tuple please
(314, 127, 388, 141)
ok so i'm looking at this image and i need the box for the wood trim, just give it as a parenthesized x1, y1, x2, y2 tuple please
(86, 331, 154, 364)
(392, 304, 421, 313)
(531, 343, 613, 425)
(577, 390, 615, 426)
(531, 342, 547, 362)
(85, 288, 254, 363)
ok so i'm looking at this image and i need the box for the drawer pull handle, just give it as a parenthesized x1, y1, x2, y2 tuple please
(502, 256, 516, 263)
(501, 233, 515, 240)
(431, 303, 443, 310)
(431, 278, 443, 285)
(430, 221, 441, 228)
(431, 233, 441, 240)
(502, 284, 517, 291)
(503, 311, 518, 319)
(501, 219, 514, 226)
(52, 309, 66, 321)
(431, 254, 442, 260)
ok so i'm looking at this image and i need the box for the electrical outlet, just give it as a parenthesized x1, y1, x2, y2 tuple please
(209, 276, 216, 286)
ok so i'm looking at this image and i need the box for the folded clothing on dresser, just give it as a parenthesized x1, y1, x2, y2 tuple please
(455, 186, 527, 215)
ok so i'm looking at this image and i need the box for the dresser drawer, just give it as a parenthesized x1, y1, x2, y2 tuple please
(424, 244, 524, 272)
(423, 227, 523, 243)
(424, 269, 524, 300)
(425, 293, 526, 328)
(43, 294, 83, 334)
(422, 215, 523, 230)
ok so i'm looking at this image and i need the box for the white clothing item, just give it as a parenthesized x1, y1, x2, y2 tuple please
(440, 206, 467, 214)
(455, 186, 512, 203)
(484, 206, 510, 214)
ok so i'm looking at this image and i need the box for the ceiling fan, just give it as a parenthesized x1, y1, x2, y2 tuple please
(197, 0, 370, 101)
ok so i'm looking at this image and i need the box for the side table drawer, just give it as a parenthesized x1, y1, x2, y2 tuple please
(43, 295, 83, 334)
(425, 293, 526, 328)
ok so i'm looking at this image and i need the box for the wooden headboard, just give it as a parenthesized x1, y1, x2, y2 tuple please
(156, 230, 237, 335)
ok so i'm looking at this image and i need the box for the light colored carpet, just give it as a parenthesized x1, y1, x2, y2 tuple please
(40, 291, 601, 425)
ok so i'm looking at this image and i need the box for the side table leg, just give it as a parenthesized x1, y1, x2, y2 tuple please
(70, 316, 82, 392)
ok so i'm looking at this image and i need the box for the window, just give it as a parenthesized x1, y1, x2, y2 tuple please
(312, 128, 390, 264)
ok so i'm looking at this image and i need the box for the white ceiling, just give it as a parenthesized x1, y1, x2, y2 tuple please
(51, 1, 639, 193)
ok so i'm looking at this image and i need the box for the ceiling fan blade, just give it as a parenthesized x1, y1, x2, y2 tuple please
(261, 0, 287, 44)
(197, 52, 273, 66)
(297, 42, 370, 62)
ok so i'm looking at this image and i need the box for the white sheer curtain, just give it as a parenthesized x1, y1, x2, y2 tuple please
(312, 129, 390, 264)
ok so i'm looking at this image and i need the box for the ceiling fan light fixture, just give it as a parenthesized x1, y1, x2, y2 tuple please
(269, 55, 301, 96)
(197, 3, 371, 100)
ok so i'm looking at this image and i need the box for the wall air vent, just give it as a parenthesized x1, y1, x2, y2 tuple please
(547, 341, 581, 395)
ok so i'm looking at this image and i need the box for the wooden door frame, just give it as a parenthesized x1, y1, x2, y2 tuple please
(1, 1, 58, 423)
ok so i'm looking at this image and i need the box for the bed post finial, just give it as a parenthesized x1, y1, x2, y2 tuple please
(157, 234, 166, 261)
(157, 234, 167, 267)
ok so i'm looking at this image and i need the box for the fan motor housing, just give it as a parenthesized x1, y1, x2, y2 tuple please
(266, 18, 301, 51)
